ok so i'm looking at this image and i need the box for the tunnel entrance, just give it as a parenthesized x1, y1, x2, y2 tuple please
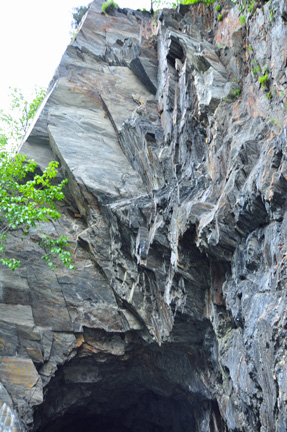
(41, 414, 134, 432)
(39, 391, 195, 432)
(34, 368, 196, 432)
(32, 328, 225, 432)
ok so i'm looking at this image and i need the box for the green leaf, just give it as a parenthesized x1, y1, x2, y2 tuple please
(0, 87, 73, 271)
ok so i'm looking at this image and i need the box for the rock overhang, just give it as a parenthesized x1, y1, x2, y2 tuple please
(1, 0, 287, 431)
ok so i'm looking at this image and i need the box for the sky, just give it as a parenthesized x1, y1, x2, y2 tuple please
(0, 0, 154, 112)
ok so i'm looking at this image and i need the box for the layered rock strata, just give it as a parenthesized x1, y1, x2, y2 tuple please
(1, 0, 287, 431)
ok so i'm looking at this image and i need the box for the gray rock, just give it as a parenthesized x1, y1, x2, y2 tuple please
(1, 0, 287, 431)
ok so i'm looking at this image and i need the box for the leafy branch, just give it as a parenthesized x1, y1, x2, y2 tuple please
(0, 88, 45, 151)
(0, 88, 74, 271)
(0, 151, 74, 270)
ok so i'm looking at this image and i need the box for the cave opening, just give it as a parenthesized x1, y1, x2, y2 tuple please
(31, 329, 218, 432)
(41, 413, 134, 432)
(38, 390, 195, 432)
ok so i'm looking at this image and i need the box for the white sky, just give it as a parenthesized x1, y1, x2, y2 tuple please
(0, 0, 152, 112)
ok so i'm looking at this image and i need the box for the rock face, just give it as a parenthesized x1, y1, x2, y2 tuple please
(1, 0, 287, 430)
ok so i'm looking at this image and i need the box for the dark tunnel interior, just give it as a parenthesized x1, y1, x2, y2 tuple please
(41, 414, 135, 432)
(35, 387, 197, 432)
(40, 409, 179, 432)
(32, 329, 225, 432)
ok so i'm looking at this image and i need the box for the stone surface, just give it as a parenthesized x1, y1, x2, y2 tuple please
(1, 0, 287, 431)
(0, 383, 23, 432)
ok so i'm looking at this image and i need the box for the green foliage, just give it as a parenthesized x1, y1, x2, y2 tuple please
(71, 3, 92, 32)
(247, 0, 256, 13)
(0, 90, 74, 271)
(0, 153, 73, 271)
(266, 91, 271, 99)
(232, 89, 241, 97)
(217, 13, 223, 20)
(238, 0, 273, 21)
(152, 0, 176, 9)
(252, 66, 261, 74)
(0, 88, 45, 151)
(180, 0, 217, 5)
(248, 46, 253, 51)
(215, 4, 221, 11)
(71, 30, 79, 41)
(259, 73, 268, 88)
(41, 236, 74, 270)
(102, 0, 118, 15)
(72, 5, 89, 26)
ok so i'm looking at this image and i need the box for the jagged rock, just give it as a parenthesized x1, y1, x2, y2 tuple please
(1, 0, 287, 431)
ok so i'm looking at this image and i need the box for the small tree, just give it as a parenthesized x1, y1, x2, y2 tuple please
(0, 89, 74, 271)
(71, 3, 92, 31)
(0, 87, 45, 151)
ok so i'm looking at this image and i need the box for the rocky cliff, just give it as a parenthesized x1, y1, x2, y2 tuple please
(1, 0, 287, 430)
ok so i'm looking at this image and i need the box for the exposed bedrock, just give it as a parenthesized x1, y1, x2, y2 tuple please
(1, 0, 287, 431)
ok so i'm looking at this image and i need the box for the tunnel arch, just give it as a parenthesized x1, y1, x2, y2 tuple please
(31, 328, 225, 432)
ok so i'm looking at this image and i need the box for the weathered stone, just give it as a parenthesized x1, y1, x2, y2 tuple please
(0, 305, 34, 328)
(0, 357, 43, 421)
(0, 383, 23, 432)
(1, 0, 287, 431)
(129, 56, 158, 94)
